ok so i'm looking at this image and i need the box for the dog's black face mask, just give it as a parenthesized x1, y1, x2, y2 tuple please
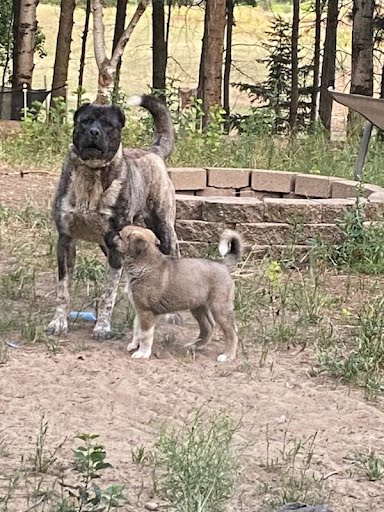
(72, 104, 126, 163)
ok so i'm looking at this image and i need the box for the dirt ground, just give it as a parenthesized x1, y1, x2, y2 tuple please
(1, 168, 384, 511)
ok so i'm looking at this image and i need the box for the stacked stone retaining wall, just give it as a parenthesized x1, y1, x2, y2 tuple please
(168, 167, 384, 259)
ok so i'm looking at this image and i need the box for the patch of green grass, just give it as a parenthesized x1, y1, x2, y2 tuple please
(155, 410, 239, 512)
(313, 199, 384, 275)
(0, 420, 127, 511)
(352, 450, 384, 481)
(316, 295, 384, 399)
(262, 424, 328, 508)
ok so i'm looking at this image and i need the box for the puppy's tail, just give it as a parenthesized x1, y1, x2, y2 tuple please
(218, 230, 242, 269)
(126, 94, 174, 160)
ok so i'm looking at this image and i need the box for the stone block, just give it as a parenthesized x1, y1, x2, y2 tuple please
(178, 241, 210, 258)
(251, 169, 295, 193)
(238, 222, 292, 245)
(196, 188, 236, 197)
(297, 224, 341, 244)
(317, 198, 357, 223)
(207, 168, 250, 188)
(202, 196, 264, 223)
(168, 167, 206, 190)
(295, 174, 332, 198)
(239, 187, 258, 197)
(365, 193, 384, 220)
(176, 195, 203, 220)
(264, 198, 322, 224)
(176, 220, 234, 242)
(331, 179, 361, 198)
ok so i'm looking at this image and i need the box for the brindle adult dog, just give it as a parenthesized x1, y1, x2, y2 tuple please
(47, 95, 178, 340)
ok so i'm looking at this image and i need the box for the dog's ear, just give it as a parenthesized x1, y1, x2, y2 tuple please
(74, 103, 90, 124)
(111, 105, 125, 129)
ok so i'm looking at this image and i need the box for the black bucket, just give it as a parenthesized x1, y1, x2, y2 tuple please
(0, 87, 49, 120)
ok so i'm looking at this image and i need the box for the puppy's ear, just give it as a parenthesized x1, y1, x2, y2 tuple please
(111, 105, 125, 129)
(74, 103, 90, 124)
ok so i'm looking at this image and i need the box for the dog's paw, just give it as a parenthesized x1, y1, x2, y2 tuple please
(46, 317, 68, 336)
(127, 340, 140, 352)
(92, 324, 112, 341)
(217, 353, 234, 363)
(131, 350, 151, 359)
(165, 313, 183, 326)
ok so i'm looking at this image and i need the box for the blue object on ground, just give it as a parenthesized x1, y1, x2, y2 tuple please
(69, 311, 97, 322)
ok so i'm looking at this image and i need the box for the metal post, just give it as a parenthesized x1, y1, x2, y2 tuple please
(44, 75, 49, 122)
(353, 121, 373, 182)
(22, 83, 28, 120)
(64, 81, 68, 123)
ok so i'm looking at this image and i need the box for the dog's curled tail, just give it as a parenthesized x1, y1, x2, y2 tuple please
(126, 94, 174, 160)
(218, 230, 242, 269)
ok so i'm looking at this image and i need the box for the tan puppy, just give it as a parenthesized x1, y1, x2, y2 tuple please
(113, 226, 242, 362)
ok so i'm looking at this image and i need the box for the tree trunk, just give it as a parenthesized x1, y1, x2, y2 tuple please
(288, 0, 300, 131)
(310, 0, 321, 127)
(51, 0, 76, 104)
(319, 0, 339, 132)
(348, 0, 374, 132)
(12, 0, 20, 89)
(152, 0, 167, 97)
(197, 5, 208, 102)
(198, 0, 227, 128)
(13, 0, 39, 88)
(78, 0, 91, 108)
(112, 0, 128, 94)
(223, 0, 234, 132)
(93, 0, 149, 104)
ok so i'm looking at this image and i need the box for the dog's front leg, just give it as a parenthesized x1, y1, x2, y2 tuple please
(93, 263, 122, 340)
(47, 234, 76, 336)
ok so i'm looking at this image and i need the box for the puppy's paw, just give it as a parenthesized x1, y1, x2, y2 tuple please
(92, 324, 112, 341)
(46, 317, 68, 336)
(127, 340, 140, 352)
(166, 313, 183, 326)
(131, 350, 151, 359)
(217, 353, 235, 363)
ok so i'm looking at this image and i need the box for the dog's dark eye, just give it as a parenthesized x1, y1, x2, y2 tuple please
(80, 117, 94, 126)
(101, 118, 113, 128)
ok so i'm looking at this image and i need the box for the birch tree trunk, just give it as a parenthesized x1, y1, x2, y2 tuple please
(93, 0, 149, 104)
(13, 0, 39, 88)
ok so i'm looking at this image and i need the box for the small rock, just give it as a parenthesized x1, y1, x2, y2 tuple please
(144, 502, 159, 511)
(276, 503, 333, 512)
(277, 415, 286, 424)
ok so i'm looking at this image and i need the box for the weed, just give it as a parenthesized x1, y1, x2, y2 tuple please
(155, 410, 238, 512)
(263, 424, 326, 507)
(316, 295, 384, 399)
(62, 433, 127, 511)
(1, 267, 36, 300)
(132, 444, 153, 465)
(352, 450, 384, 481)
(0, 340, 9, 364)
(314, 200, 384, 275)
(32, 414, 65, 473)
(21, 314, 46, 343)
